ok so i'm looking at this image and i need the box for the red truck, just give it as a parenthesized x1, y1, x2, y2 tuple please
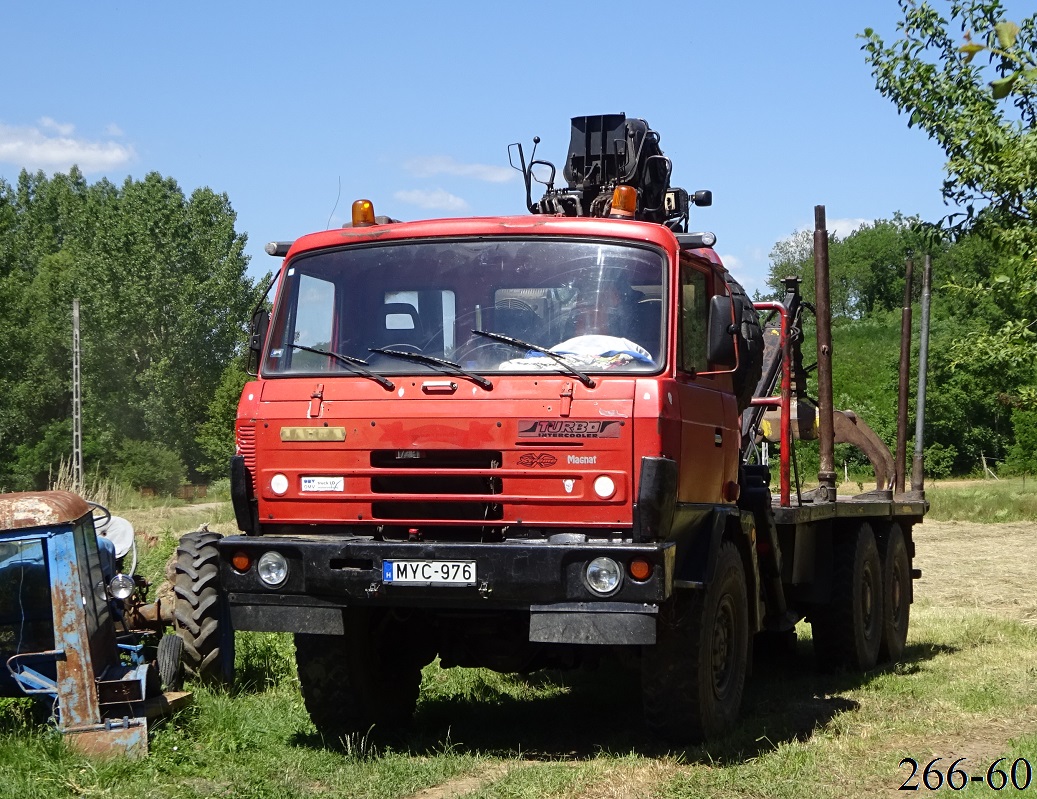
(211, 115, 926, 742)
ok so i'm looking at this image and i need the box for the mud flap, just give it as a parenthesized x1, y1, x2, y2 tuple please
(529, 602, 658, 645)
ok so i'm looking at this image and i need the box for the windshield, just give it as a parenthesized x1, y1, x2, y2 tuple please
(262, 238, 666, 377)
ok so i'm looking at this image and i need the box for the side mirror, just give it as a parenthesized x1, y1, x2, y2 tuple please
(706, 295, 737, 367)
(530, 159, 557, 188)
(247, 307, 270, 376)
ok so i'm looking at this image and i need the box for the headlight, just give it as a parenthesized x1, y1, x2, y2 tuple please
(270, 473, 289, 495)
(257, 551, 289, 587)
(585, 557, 622, 595)
(108, 573, 135, 600)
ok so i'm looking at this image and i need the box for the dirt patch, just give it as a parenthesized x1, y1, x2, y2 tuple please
(577, 761, 685, 799)
(911, 520, 1037, 624)
(405, 763, 523, 799)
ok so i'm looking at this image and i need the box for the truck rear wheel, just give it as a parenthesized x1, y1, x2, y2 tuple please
(812, 522, 883, 672)
(173, 529, 230, 685)
(642, 540, 748, 742)
(879, 524, 910, 662)
(295, 608, 429, 741)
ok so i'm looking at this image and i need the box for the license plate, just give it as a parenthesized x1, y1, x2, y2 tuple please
(382, 560, 476, 585)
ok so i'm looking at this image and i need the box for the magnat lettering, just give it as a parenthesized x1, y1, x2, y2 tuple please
(567, 454, 597, 465)
(517, 420, 623, 439)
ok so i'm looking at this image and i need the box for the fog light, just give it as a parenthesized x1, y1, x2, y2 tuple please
(257, 551, 288, 587)
(108, 573, 135, 600)
(585, 557, 622, 595)
(593, 475, 616, 498)
(270, 473, 289, 495)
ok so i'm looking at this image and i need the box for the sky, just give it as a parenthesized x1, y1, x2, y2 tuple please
(0, 1, 992, 295)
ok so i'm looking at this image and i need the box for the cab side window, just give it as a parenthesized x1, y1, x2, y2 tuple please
(679, 262, 709, 373)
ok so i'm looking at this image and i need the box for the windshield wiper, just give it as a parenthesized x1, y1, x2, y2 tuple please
(368, 348, 493, 390)
(469, 329, 596, 388)
(290, 344, 395, 390)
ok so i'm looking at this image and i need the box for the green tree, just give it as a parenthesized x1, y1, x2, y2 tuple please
(0, 170, 262, 491)
(1002, 407, 1037, 474)
(765, 216, 926, 318)
(861, 0, 1037, 395)
(763, 219, 1027, 475)
(196, 359, 252, 481)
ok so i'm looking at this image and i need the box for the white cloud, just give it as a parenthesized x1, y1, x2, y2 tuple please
(719, 251, 766, 294)
(393, 188, 469, 212)
(0, 121, 136, 173)
(39, 117, 75, 136)
(403, 155, 514, 183)
(719, 252, 742, 272)
(105, 123, 124, 137)
(802, 216, 872, 239)
(829, 217, 873, 238)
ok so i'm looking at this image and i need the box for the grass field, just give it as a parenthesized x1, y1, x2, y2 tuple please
(1, 483, 1034, 798)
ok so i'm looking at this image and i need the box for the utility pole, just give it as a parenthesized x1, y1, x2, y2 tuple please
(72, 299, 83, 491)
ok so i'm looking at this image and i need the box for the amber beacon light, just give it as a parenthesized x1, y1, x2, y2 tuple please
(351, 199, 376, 226)
(609, 185, 638, 218)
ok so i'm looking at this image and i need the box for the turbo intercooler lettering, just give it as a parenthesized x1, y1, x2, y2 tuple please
(517, 420, 622, 439)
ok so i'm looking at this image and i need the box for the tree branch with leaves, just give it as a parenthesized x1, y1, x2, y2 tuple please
(862, 0, 1036, 410)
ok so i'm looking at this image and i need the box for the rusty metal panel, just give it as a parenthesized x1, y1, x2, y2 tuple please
(64, 718, 149, 759)
(71, 516, 117, 668)
(46, 526, 104, 729)
(0, 491, 91, 531)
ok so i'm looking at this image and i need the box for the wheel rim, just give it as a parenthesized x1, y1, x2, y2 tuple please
(712, 594, 736, 697)
(861, 564, 876, 631)
(858, 560, 875, 639)
(890, 558, 905, 626)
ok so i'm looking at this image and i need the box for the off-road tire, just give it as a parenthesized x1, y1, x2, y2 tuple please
(173, 529, 229, 684)
(157, 632, 185, 691)
(295, 609, 429, 741)
(878, 524, 910, 663)
(811, 522, 883, 672)
(642, 540, 749, 742)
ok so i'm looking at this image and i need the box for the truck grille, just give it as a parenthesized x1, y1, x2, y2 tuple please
(237, 425, 257, 491)
(369, 450, 503, 521)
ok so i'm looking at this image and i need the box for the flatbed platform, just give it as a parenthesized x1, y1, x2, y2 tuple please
(771, 493, 928, 525)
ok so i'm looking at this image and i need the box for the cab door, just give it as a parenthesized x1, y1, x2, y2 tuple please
(673, 257, 739, 504)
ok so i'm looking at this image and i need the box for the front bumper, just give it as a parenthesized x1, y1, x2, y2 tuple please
(218, 535, 675, 643)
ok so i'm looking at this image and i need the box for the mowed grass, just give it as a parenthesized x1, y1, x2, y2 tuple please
(925, 476, 1037, 523)
(1, 495, 1035, 798)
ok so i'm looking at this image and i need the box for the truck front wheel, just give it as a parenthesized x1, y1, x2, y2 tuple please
(173, 529, 231, 684)
(642, 540, 748, 742)
(295, 608, 430, 741)
(812, 522, 883, 671)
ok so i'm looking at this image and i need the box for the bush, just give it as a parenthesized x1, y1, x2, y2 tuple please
(924, 442, 957, 480)
(207, 477, 232, 502)
(114, 439, 186, 496)
(1002, 408, 1037, 476)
